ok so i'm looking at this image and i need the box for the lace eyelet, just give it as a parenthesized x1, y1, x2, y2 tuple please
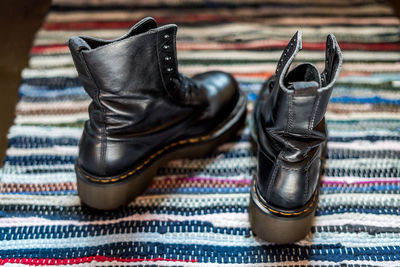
(165, 56, 171, 61)
(166, 67, 173, 72)
(163, 45, 170, 49)
(269, 81, 274, 90)
(164, 34, 170, 39)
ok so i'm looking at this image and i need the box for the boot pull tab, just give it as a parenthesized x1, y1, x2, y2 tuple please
(68, 36, 91, 74)
(68, 37, 98, 99)
(289, 81, 319, 96)
(321, 34, 343, 87)
(275, 31, 302, 77)
(68, 36, 90, 54)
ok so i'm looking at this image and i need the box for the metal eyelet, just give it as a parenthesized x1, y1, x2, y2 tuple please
(163, 45, 170, 49)
(165, 56, 172, 61)
(164, 34, 170, 39)
(166, 67, 173, 72)
(269, 81, 274, 90)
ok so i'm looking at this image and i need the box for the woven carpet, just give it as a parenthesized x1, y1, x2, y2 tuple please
(1, 0, 400, 266)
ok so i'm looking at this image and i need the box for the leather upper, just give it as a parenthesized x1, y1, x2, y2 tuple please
(253, 31, 343, 210)
(69, 17, 239, 177)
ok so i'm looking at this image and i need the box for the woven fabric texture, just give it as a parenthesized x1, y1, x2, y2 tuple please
(1, 0, 400, 266)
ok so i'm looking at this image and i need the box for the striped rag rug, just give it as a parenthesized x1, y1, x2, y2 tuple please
(1, 0, 400, 266)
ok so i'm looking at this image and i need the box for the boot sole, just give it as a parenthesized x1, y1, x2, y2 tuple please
(249, 179, 318, 244)
(75, 91, 247, 210)
(249, 145, 326, 244)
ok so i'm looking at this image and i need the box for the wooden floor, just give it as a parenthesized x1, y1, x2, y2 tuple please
(0, 0, 398, 166)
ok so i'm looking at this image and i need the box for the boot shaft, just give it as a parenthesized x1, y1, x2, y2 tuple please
(68, 17, 162, 100)
(253, 31, 342, 210)
(268, 31, 342, 136)
(68, 18, 189, 136)
(69, 25, 179, 98)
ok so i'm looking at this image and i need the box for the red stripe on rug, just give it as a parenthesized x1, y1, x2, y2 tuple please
(1, 182, 76, 193)
(0, 256, 197, 265)
(43, 16, 228, 30)
(31, 44, 67, 54)
(233, 73, 273, 78)
(31, 41, 400, 54)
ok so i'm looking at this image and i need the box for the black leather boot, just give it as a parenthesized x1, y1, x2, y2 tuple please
(68, 17, 247, 210)
(249, 31, 342, 243)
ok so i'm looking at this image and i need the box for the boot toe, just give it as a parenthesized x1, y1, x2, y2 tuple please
(192, 70, 239, 118)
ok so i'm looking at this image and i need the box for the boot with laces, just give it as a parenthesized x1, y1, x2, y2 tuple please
(69, 17, 247, 210)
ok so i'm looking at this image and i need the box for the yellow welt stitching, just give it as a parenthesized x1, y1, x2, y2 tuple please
(253, 182, 317, 217)
(78, 134, 211, 183)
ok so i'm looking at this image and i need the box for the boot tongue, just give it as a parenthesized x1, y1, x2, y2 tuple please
(121, 17, 157, 40)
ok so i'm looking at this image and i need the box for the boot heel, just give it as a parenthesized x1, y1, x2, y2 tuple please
(249, 181, 316, 244)
(75, 161, 156, 210)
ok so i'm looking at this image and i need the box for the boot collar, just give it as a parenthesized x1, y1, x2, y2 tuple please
(68, 17, 158, 51)
(275, 31, 343, 94)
